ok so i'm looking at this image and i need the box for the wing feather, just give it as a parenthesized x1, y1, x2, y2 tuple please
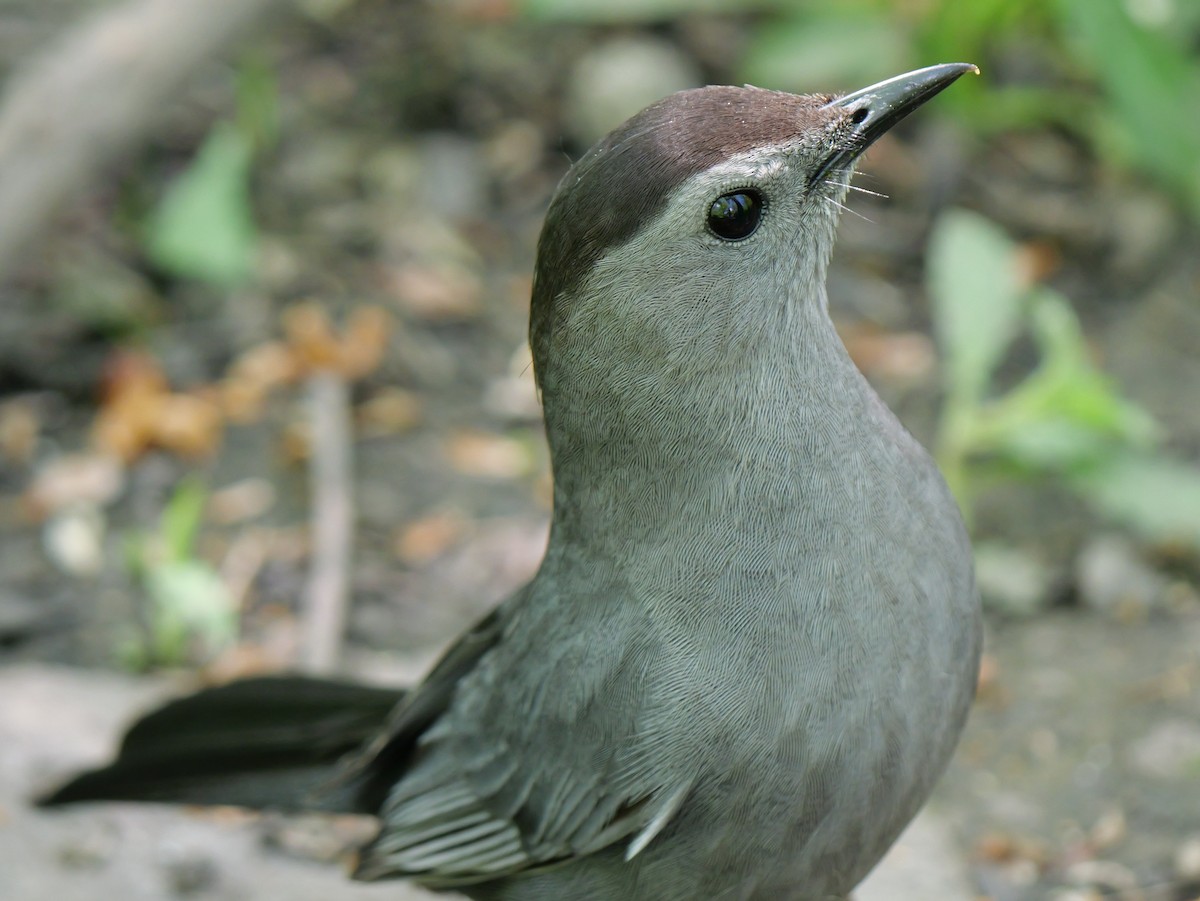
(347, 600, 696, 887)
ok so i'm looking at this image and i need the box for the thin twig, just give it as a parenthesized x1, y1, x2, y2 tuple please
(301, 371, 354, 674)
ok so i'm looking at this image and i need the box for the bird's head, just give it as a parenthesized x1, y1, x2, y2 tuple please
(529, 64, 975, 402)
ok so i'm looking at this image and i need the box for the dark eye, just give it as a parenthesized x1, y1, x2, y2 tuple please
(707, 189, 764, 241)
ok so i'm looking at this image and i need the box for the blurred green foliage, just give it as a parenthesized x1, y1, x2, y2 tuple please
(521, 0, 776, 20)
(1058, 0, 1200, 214)
(120, 478, 237, 669)
(524, 0, 1200, 218)
(144, 54, 278, 287)
(929, 209, 1200, 549)
(145, 122, 257, 287)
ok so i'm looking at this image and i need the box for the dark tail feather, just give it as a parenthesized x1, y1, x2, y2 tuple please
(39, 676, 404, 813)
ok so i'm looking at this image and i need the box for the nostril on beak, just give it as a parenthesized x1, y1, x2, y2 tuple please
(850, 107, 870, 126)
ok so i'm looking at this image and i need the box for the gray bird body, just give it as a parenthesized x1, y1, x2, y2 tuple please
(381, 332, 979, 900)
(357, 70, 982, 899)
(43, 66, 982, 901)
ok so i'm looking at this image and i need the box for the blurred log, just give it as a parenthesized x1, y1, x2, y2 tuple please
(0, 0, 290, 278)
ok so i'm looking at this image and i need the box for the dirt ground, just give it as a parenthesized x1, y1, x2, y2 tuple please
(1, 3, 1198, 900)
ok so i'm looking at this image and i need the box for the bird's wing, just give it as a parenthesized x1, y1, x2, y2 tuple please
(353, 750, 693, 887)
(343, 606, 695, 887)
(324, 607, 508, 811)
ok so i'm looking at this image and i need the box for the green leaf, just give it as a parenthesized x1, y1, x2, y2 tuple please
(1006, 291, 1158, 443)
(927, 210, 1024, 406)
(962, 291, 1159, 471)
(519, 0, 780, 22)
(147, 559, 238, 661)
(1071, 453, 1200, 550)
(917, 0, 1046, 64)
(1058, 0, 1200, 213)
(146, 122, 257, 287)
(741, 13, 911, 94)
(235, 53, 279, 153)
(990, 420, 1118, 470)
(160, 477, 208, 563)
(121, 477, 237, 666)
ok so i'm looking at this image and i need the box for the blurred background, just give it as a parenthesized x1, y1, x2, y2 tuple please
(1, 0, 1199, 899)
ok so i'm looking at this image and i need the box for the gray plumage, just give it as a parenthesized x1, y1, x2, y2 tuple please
(43, 65, 982, 901)
(353, 65, 982, 899)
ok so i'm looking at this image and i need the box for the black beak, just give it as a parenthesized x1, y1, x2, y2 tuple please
(811, 63, 978, 187)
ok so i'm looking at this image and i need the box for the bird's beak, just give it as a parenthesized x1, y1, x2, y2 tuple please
(811, 62, 979, 186)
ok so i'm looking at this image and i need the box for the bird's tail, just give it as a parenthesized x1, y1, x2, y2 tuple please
(38, 676, 403, 813)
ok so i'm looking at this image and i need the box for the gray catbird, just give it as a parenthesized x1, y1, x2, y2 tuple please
(42, 63, 982, 901)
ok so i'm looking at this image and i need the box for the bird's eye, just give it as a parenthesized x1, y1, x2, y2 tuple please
(706, 189, 764, 241)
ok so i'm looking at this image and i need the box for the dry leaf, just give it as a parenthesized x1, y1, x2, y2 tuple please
(209, 478, 276, 525)
(221, 376, 270, 424)
(975, 832, 1019, 863)
(202, 642, 291, 684)
(384, 263, 482, 320)
(91, 407, 151, 462)
(154, 393, 223, 458)
(280, 419, 312, 463)
(89, 349, 227, 462)
(357, 387, 421, 437)
(446, 430, 532, 479)
(339, 306, 392, 379)
(840, 325, 935, 382)
(393, 511, 469, 566)
(99, 349, 169, 404)
(236, 341, 300, 386)
(0, 401, 39, 464)
(91, 352, 170, 462)
(283, 302, 342, 370)
(1016, 240, 1061, 287)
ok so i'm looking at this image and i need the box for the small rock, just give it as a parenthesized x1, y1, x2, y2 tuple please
(208, 478, 277, 525)
(365, 135, 485, 224)
(1109, 187, 1179, 277)
(1047, 890, 1102, 901)
(1129, 719, 1200, 780)
(279, 132, 364, 199)
(974, 542, 1054, 616)
(417, 134, 486, 221)
(1174, 834, 1200, 881)
(377, 219, 484, 321)
(446, 431, 534, 480)
(855, 811, 977, 901)
(393, 511, 470, 567)
(483, 343, 541, 421)
(563, 36, 701, 147)
(1063, 859, 1137, 892)
(260, 813, 370, 865)
(1076, 534, 1169, 618)
(42, 504, 106, 577)
(356, 388, 422, 438)
(161, 853, 219, 896)
(1087, 807, 1126, 851)
(25, 453, 124, 519)
(0, 592, 59, 643)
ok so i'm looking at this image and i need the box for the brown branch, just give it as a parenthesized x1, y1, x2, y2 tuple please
(0, 0, 290, 278)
